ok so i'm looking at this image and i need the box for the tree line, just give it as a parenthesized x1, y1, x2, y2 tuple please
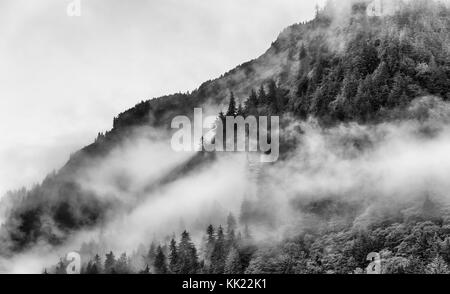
(46, 214, 257, 274)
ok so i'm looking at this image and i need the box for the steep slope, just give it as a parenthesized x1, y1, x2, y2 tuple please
(1, 0, 449, 254)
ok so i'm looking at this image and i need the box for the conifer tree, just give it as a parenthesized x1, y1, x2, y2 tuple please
(115, 253, 130, 274)
(258, 85, 267, 105)
(86, 260, 99, 274)
(169, 238, 179, 274)
(104, 251, 116, 274)
(55, 258, 66, 274)
(178, 231, 199, 274)
(147, 242, 157, 265)
(153, 245, 168, 274)
(226, 92, 237, 117)
(237, 103, 244, 117)
(245, 89, 259, 115)
(93, 254, 102, 273)
(224, 246, 242, 274)
(211, 226, 226, 274)
(204, 225, 216, 269)
(207, 225, 215, 244)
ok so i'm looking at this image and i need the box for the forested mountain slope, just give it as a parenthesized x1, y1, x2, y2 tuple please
(0, 0, 449, 263)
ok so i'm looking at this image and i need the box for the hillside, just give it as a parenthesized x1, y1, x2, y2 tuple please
(0, 0, 449, 266)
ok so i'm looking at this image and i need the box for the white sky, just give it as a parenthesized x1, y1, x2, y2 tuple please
(0, 0, 324, 196)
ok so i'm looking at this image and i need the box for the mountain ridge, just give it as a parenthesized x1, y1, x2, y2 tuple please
(1, 0, 449, 254)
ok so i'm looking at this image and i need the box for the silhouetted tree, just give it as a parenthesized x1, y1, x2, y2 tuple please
(224, 246, 242, 274)
(104, 251, 116, 274)
(153, 245, 168, 274)
(177, 231, 199, 274)
(211, 226, 226, 274)
(226, 92, 237, 117)
(169, 238, 179, 274)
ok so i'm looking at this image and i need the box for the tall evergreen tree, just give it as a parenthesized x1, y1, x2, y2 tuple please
(226, 92, 237, 117)
(245, 89, 259, 115)
(55, 258, 66, 274)
(178, 231, 199, 274)
(224, 246, 242, 274)
(93, 254, 102, 274)
(86, 260, 99, 274)
(258, 85, 267, 105)
(169, 238, 179, 274)
(115, 253, 130, 274)
(153, 245, 168, 274)
(211, 226, 226, 274)
(267, 80, 278, 113)
(204, 225, 216, 270)
(146, 242, 157, 266)
(237, 103, 244, 117)
(104, 251, 116, 274)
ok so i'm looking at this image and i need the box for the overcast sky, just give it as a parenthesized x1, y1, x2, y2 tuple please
(0, 0, 324, 196)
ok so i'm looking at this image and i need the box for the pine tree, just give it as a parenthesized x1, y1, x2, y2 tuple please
(224, 246, 242, 274)
(237, 103, 244, 117)
(55, 258, 66, 274)
(104, 251, 116, 274)
(207, 225, 215, 244)
(153, 245, 168, 274)
(245, 89, 259, 115)
(429, 66, 449, 97)
(169, 238, 179, 274)
(90, 263, 99, 274)
(295, 75, 310, 118)
(211, 226, 226, 274)
(115, 253, 130, 274)
(258, 85, 267, 105)
(204, 225, 216, 270)
(86, 260, 99, 274)
(85, 262, 92, 274)
(226, 92, 237, 117)
(146, 242, 157, 266)
(93, 254, 102, 273)
(178, 231, 199, 274)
